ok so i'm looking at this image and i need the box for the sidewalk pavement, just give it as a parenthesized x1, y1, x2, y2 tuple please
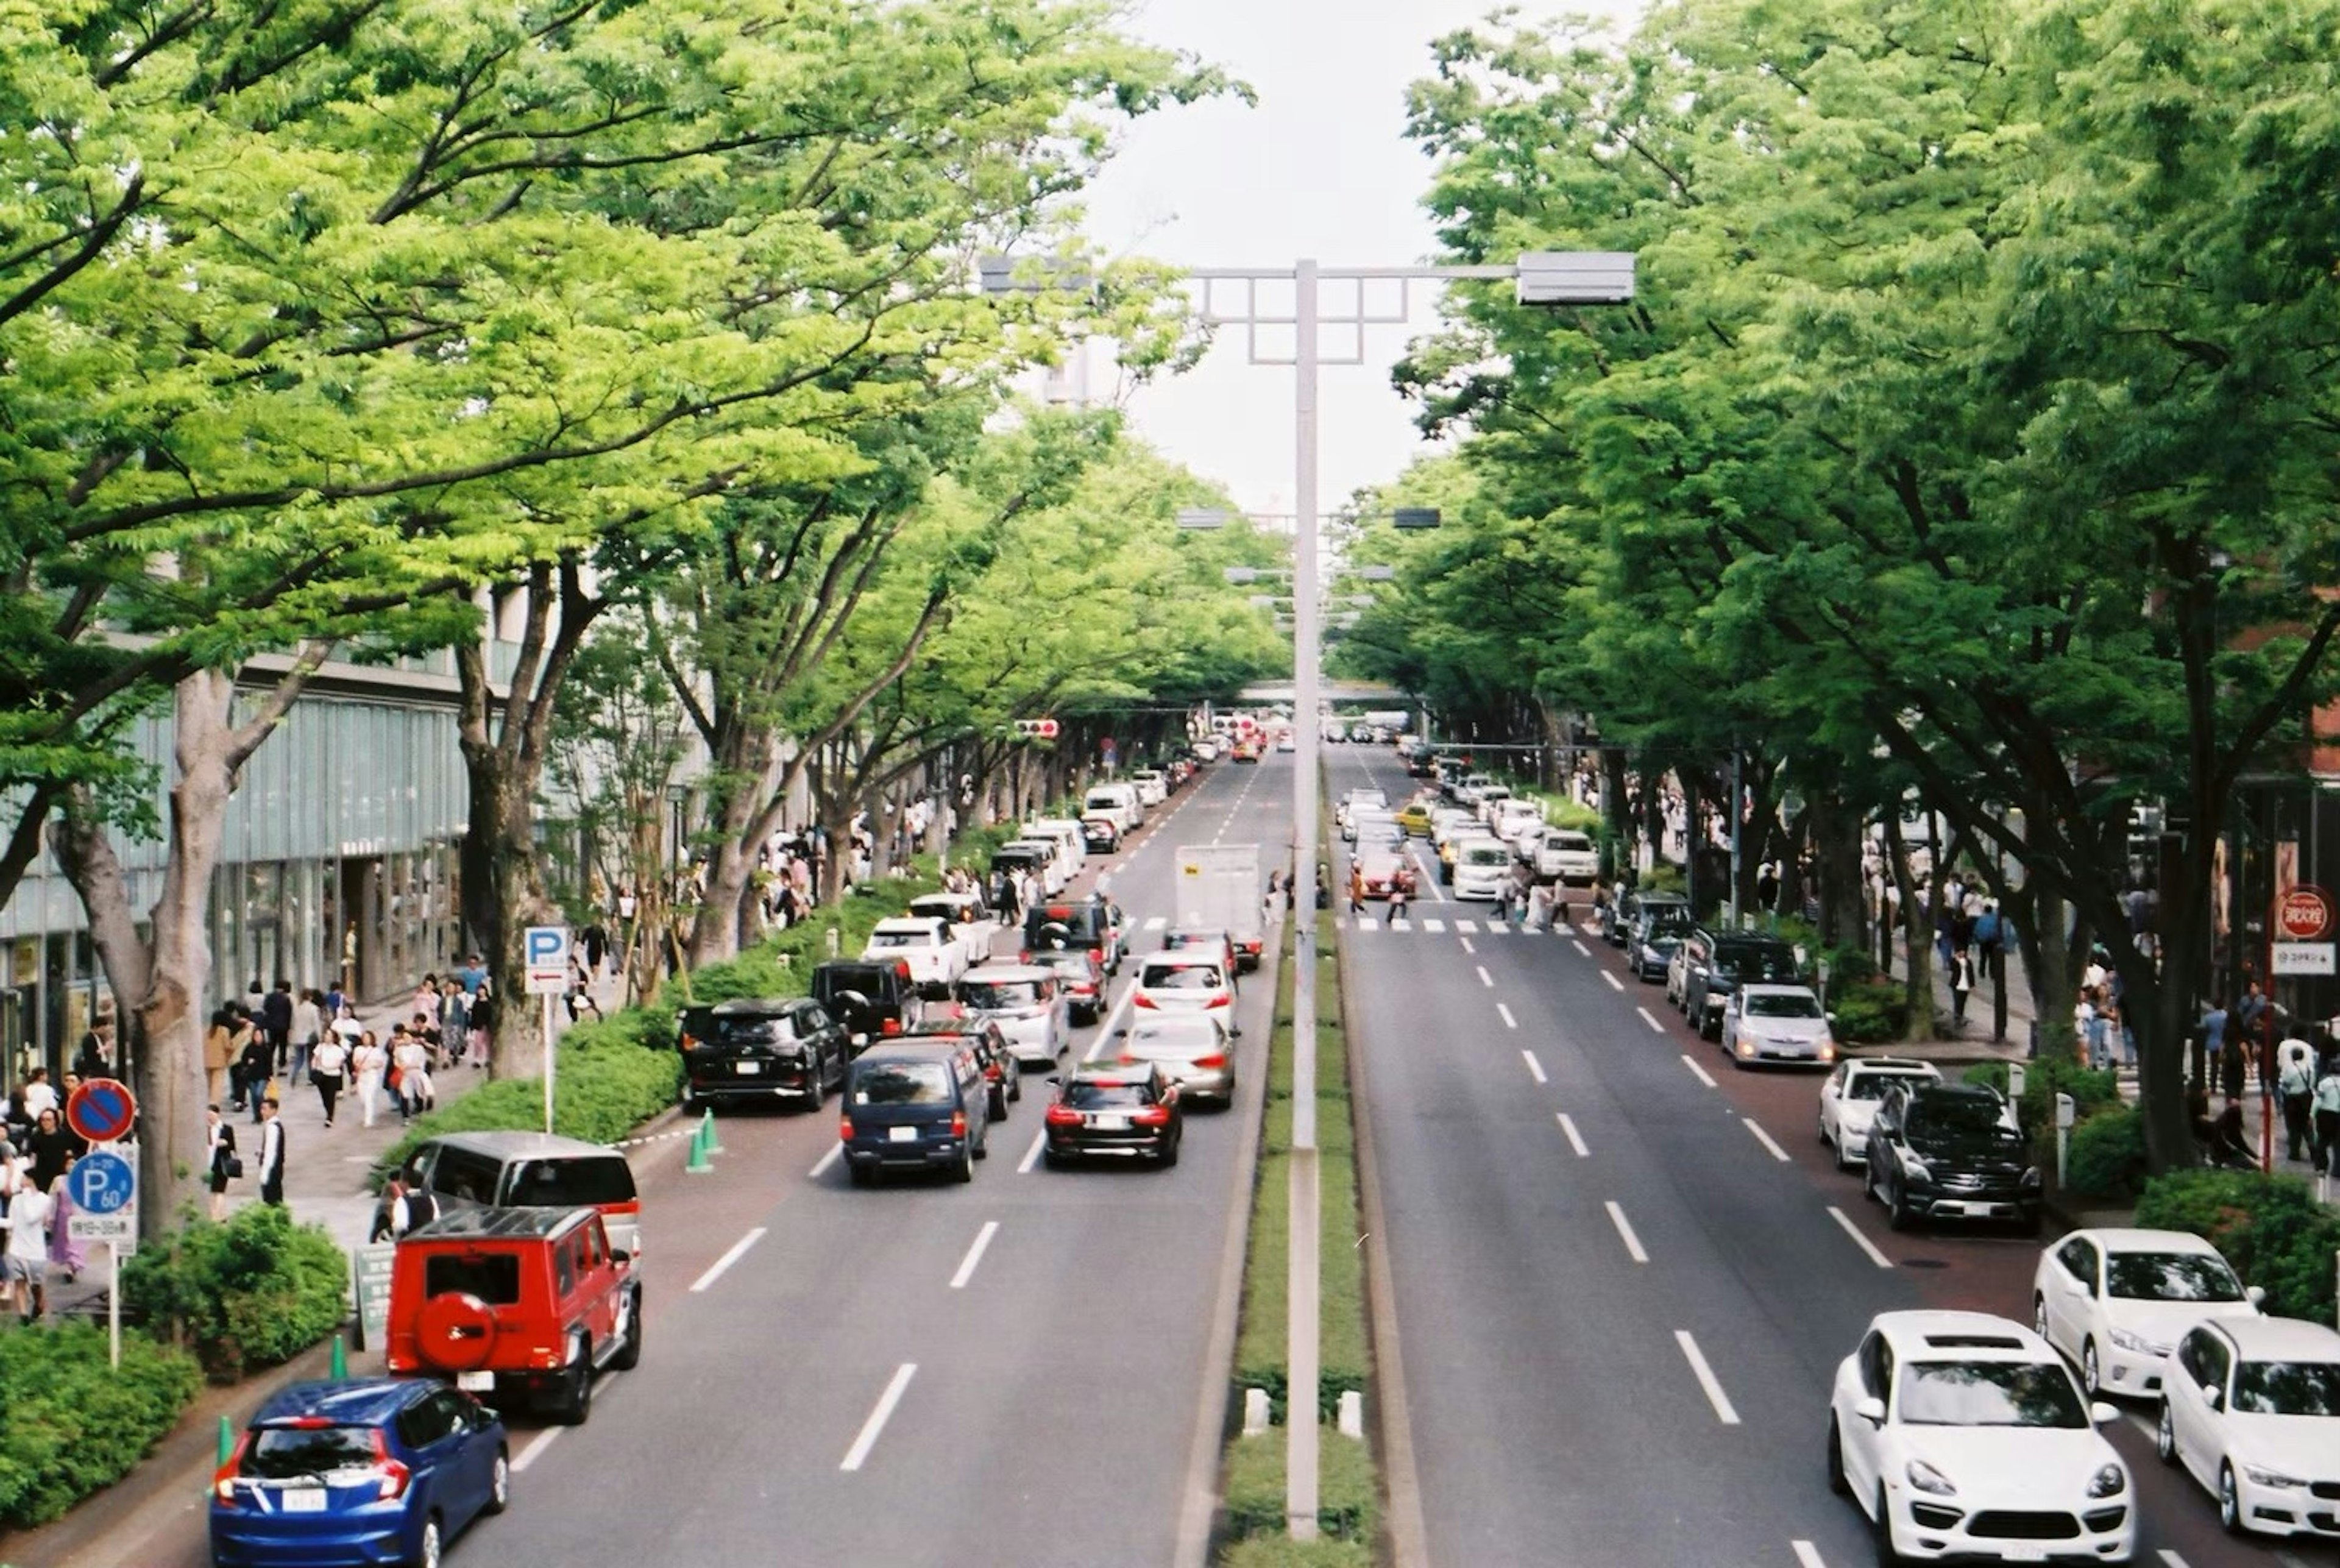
(43, 970, 622, 1325)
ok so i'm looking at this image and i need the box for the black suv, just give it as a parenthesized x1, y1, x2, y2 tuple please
(1677, 930, 1798, 1038)
(809, 959, 919, 1049)
(675, 997, 848, 1113)
(1021, 897, 1121, 973)
(1862, 1082, 2040, 1234)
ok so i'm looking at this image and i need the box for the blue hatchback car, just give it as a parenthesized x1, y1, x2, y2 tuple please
(210, 1378, 508, 1568)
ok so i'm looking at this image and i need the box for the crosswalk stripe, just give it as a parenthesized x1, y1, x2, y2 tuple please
(1143, 915, 1166, 931)
(1485, 923, 1508, 936)
(1356, 916, 1379, 931)
(1422, 918, 1445, 934)
(1455, 919, 1478, 934)
(1391, 920, 1412, 931)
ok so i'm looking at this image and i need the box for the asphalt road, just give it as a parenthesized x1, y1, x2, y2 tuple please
(98, 754, 1294, 1568)
(1326, 746, 2318, 1568)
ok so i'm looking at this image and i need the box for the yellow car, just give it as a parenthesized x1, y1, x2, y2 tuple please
(1395, 802, 1436, 837)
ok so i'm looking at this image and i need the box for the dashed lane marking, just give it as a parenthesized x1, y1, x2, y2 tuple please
(1497, 1003, 1517, 1030)
(1604, 1201, 1648, 1263)
(1521, 1049, 1546, 1085)
(1743, 1118, 1791, 1163)
(948, 1221, 999, 1290)
(1601, 970, 1624, 992)
(1682, 1055, 1718, 1088)
(1637, 1006, 1665, 1033)
(1827, 1207, 1893, 1270)
(1016, 1129, 1046, 1173)
(1675, 1331, 1741, 1425)
(809, 1142, 843, 1180)
(840, 1363, 918, 1472)
(1556, 1113, 1589, 1157)
(1459, 936, 1476, 955)
(1792, 1543, 1829, 1568)
(691, 1228, 767, 1294)
(1571, 940, 1591, 958)
(1477, 965, 1494, 988)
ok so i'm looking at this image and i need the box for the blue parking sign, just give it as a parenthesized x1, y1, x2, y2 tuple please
(68, 1150, 135, 1215)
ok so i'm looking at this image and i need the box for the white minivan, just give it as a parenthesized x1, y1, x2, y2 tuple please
(1129, 768, 1167, 807)
(1452, 839, 1515, 901)
(1019, 818, 1087, 884)
(1083, 783, 1143, 831)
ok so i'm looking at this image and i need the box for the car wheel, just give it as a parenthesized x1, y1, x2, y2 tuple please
(1009, 1075, 1023, 1104)
(955, 1149, 975, 1183)
(483, 1447, 511, 1514)
(2154, 1400, 2177, 1466)
(2018, 1204, 2042, 1238)
(2218, 1462, 2242, 1534)
(1886, 1176, 1914, 1233)
(413, 1514, 443, 1568)
(848, 1162, 873, 1188)
(988, 1086, 1007, 1122)
(803, 1072, 824, 1114)
(1041, 1149, 1067, 1170)
(2033, 1294, 2051, 1344)
(1826, 1417, 1849, 1497)
(553, 1346, 593, 1425)
(2080, 1340, 2101, 1399)
(1159, 1135, 1179, 1169)
(1871, 1486, 1902, 1567)
(609, 1288, 642, 1371)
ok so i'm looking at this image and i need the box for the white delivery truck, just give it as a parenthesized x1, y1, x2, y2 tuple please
(1174, 843, 1266, 972)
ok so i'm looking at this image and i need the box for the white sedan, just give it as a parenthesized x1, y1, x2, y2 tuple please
(860, 917, 969, 990)
(2159, 1313, 2340, 1540)
(2032, 1228, 2262, 1400)
(1828, 1310, 2135, 1564)
(1818, 1058, 1942, 1169)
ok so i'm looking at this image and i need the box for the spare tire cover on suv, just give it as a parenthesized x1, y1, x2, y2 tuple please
(417, 1291, 498, 1371)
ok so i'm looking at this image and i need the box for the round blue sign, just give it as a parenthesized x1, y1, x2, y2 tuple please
(66, 1149, 135, 1215)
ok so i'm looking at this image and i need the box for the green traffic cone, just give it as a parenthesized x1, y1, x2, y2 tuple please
(698, 1109, 723, 1155)
(330, 1334, 347, 1380)
(684, 1119, 712, 1174)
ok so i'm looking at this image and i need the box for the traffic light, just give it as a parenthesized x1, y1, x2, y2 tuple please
(1014, 718, 1061, 739)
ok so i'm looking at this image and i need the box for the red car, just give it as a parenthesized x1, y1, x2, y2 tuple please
(1357, 851, 1417, 900)
(1026, 948, 1104, 1026)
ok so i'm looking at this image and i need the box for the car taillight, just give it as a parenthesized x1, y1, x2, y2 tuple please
(985, 1060, 1002, 1080)
(1193, 1053, 1227, 1069)
(839, 1116, 856, 1141)
(1204, 995, 1230, 1009)
(1044, 1102, 1083, 1126)
(1019, 950, 1033, 963)
(1134, 992, 1157, 1008)
(1088, 946, 1103, 962)
(212, 1435, 250, 1503)
(1134, 1105, 1172, 1126)
(371, 1431, 411, 1502)
(881, 1018, 902, 1036)
(949, 1110, 967, 1137)
(896, 961, 912, 981)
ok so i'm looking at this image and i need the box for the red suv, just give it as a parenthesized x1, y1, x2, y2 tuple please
(385, 1208, 641, 1425)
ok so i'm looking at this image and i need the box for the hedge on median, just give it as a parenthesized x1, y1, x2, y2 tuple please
(2133, 1168, 2340, 1322)
(118, 1202, 349, 1383)
(0, 1322, 202, 1529)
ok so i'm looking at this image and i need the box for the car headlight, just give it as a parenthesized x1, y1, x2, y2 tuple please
(2105, 1327, 2168, 1356)
(2019, 1165, 2043, 1188)
(2085, 1464, 2126, 1499)
(2241, 1463, 2308, 1489)
(1906, 1460, 1958, 1497)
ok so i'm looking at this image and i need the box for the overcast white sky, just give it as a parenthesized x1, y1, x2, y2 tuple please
(1077, 0, 1643, 514)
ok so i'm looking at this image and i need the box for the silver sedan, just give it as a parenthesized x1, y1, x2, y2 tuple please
(1116, 1016, 1236, 1107)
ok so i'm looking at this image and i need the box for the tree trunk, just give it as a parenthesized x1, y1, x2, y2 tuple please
(1812, 792, 1867, 956)
(1884, 811, 1932, 1043)
(457, 732, 555, 1082)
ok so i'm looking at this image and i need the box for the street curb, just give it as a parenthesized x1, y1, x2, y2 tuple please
(1339, 886, 1433, 1568)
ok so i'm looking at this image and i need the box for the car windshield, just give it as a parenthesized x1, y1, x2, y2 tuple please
(508, 1156, 635, 1207)
(2231, 1360, 2340, 1417)
(854, 1061, 951, 1105)
(1551, 833, 1592, 851)
(865, 931, 926, 949)
(423, 1252, 523, 1307)
(1848, 1071, 1930, 1102)
(1066, 1080, 1150, 1109)
(709, 1017, 786, 1047)
(962, 981, 1043, 1010)
(1032, 956, 1091, 981)
(1897, 1361, 2088, 1428)
(2104, 1251, 2245, 1303)
(244, 1425, 380, 1480)
(1463, 846, 1509, 866)
(1713, 943, 1796, 981)
(1907, 1098, 2015, 1137)
(1745, 993, 1822, 1019)
(1127, 1021, 1221, 1052)
(1143, 964, 1222, 990)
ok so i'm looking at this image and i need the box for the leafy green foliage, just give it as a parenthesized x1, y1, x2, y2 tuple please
(119, 1205, 349, 1383)
(1828, 982, 1909, 1045)
(2063, 1106, 2149, 1201)
(2134, 1171, 2340, 1322)
(0, 1324, 201, 1529)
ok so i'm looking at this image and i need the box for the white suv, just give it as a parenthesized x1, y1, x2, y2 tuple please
(1130, 953, 1239, 1035)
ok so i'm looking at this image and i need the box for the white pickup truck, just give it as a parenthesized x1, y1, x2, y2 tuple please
(860, 916, 972, 990)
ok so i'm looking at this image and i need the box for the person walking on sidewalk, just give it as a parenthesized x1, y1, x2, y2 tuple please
(289, 985, 322, 1089)
(1, 1165, 51, 1324)
(204, 1007, 237, 1110)
(1949, 943, 1976, 1031)
(309, 1030, 347, 1128)
(263, 978, 294, 1079)
(2313, 1054, 2340, 1176)
(352, 1031, 388, 1129)
(391, 1029, 433, 1121)
(46, 1151, 85, 1283)
(255, 1098, 286, 1208)
(2277, 1039, 2316, 1163)
(237, 1024, 274, 1125)
(205, 1105, 238, 1221)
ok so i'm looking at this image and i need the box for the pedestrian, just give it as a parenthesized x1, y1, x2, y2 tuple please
(412, 973, 441, 1023)
(205, 1104, 238, 1221)
(23, 1109, 76, 1194)
(255, 1098, 286, 1207)
(263, 977, 294, 1077)
(392, 1030, 433, 1120)
(20, 1068, 56, 1123)
(466, 988, 494, 1068)
(2073, 988, 2099, 1070)
(352, 1031, 387, 1129)
(290, 985, 322, 1088)
(2314, 1054, 2340, 1176)
(369, 1176, 440, 1243)
(1949, 944, 1975, 1029)
(46, 1152, 85, 1284)
(1526, 881, 1551, 932)
(1347, 863, 1365, 917)
(309, 1029, 347, 1129)
(2236, 981, 2269, 1084)
(440, 981, 468, 1066)
(2277, 1038, 2315, 1163)
(71, 1028, 108, 1082)
(238, 1023, 275, 1126)
(1, 1163, 51, 1323)
(2219, 1017, 2248, 1105)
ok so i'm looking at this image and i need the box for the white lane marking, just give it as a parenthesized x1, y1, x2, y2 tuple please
(690, 1227, 768, 1294)
(513, 1423, 564, 1472)
(1571, 939, 1590, 957)
(809, 1142, 844, 1180)
(1792, 1543, 1828, 1568)
(1827, 1206, 1894, 1269)
(949, 1221, 999, 1290)
(1497, 1002, 1518, 1030)
(1459, 935, 1476, 955)
(1675, 1331, 1741, 1425)
(1016, 1129, 1046, 1173)
(1422, 918, 1446, 934)
(1356, 915, 1378, 931)
(2156, 1553, 2186, 1568)
(1521, 1049, 1546, 1085)
(1682, 1054, 1717, 1088)
(1556, 1113, 1589, 1157)
(1601, 970, 1623, 992)
(1476, 965, 1494, 988)
(1084, 979, 1140, 1062)
(1637, 1006, 1665, 1033)
(1484, 923, 1508, 936)
(1390, 919, 1412, 931)
(1743, 1118, 1791, 1163)
(1604, 1200, 1648, 1263)
(1455, 918, 1479, 934)
(1579, 920, 1602, 936)
(840, 1362, 919, 1472)
(1144, 915, 1167, 931)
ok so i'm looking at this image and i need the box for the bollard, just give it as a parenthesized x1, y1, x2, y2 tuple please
(698, 1109, 724, 1156)
(1336, 1389, 1364, 1441)
(330, 1334, 347, 1381)
(1243, 1387, 1272, 1436)
(218, 1415, 235, 1467)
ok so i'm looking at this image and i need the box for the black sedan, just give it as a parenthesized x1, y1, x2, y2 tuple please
(1041, 1062, 1182, 1168)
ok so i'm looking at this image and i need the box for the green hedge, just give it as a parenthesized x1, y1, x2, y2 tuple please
(1959, 1057, 2119, 1139)
(0, 1323, 201, 1528)
(376, 1016, 684, 1179)
(119, 1204, 349, 1383)
(2063, 1104, 2148, 1200)
(1829, 980, 1909, 1044)
(2133, 1169, 2340, 1322)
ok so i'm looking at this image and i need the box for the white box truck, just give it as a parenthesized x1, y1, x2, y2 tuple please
(1174, 843, 1266, 972)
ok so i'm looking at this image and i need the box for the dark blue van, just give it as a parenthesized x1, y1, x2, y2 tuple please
(839, 1040, 988, 1185)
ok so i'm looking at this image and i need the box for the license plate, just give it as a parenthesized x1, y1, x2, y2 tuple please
(2003, 1550, 2046, 1564)
(734, 1060, 762, 1074)
(456, 1369, 494, 1391)
(280, 1488, 327, 1514)
(888, 1125, 920, 1143)
(1094, 1115, 1129, 1130)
